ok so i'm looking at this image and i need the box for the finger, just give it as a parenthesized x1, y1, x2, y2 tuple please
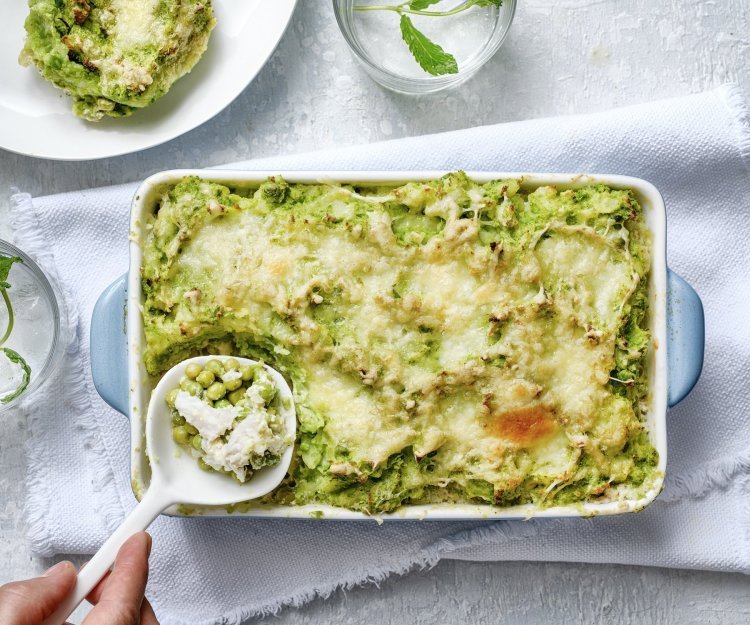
(140, 597, 160, 625)
(0, 561, 77, 624)
(88, 575, 159, 624)
(87, 579, 159, 625)
(83, 532, 152, 625)
(85, 569, 112, 605)
(78, 558, 113, 606)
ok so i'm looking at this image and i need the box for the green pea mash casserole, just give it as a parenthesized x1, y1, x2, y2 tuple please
(141, 172, 658, 514)
(19, 0, 215, 121)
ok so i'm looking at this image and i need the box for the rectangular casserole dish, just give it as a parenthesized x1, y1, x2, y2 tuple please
(91, 170, 705, 520)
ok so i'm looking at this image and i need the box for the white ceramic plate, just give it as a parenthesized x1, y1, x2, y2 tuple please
(0, 0, 297, 161)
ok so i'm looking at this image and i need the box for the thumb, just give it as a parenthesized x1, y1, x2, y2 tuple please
(0, 562, 77, 625)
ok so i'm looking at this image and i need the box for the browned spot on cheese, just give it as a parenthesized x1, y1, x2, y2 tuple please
(490, 405, 558, 447)
(73, 0, 91, 24)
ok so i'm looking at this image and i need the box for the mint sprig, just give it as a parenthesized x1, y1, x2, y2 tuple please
(0, 256, 21, 346)
(399, 15, 458, 76)
(354, 0, 503, 77)
(0, 255, 31, 404)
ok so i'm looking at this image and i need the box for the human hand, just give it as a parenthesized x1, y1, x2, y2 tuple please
(0, 532, 158, 625)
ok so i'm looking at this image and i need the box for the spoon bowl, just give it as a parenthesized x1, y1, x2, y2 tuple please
(44, 355, 296, 625)
(147, 355, 296, 508)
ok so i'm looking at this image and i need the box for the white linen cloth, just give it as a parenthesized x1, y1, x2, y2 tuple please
(8, 83, 750, 625)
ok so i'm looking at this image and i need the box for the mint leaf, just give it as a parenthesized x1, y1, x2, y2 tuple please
(399, 15, 458, 76)
(475, 0, 503, 6)
(0, 255, 30, 401)
(0, 256, 21, 289)
(0, 256, 21, 347)
(409, 0, 442, 9)
(1, 347, 31, 404)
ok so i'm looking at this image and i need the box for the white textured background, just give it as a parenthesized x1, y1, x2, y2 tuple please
(1, 0, 749, 623)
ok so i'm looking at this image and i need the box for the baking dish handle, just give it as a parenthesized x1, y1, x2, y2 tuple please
(90, 274, 128, 416)
(666, 269, 705, 407)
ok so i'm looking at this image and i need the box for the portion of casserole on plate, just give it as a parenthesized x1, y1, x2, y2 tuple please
(19, 0, 215, 121)
(141, 172, 658, 514)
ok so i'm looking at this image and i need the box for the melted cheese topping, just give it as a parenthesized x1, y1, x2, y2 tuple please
(110, 0, 163, 50)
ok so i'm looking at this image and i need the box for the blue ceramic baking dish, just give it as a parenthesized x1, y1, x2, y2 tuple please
(90, 171, 705, 520)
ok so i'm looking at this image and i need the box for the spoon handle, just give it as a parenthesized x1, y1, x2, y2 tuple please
(43, 487, 173, 625)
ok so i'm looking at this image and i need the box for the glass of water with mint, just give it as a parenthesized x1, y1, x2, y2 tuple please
(0, 241, 66, 410)
(333, 0, 516, 94)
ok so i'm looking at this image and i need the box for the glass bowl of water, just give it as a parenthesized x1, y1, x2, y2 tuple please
(333, 0, 516, 94)
(0, 240, 66, 411)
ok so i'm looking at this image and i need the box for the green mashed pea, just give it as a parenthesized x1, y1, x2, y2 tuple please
(165, 358, 289, 482)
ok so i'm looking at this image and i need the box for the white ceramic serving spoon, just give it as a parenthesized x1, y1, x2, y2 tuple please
(43, 356, 296, 625)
